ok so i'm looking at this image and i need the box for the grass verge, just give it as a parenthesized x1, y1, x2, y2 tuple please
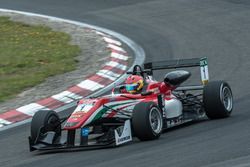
(0, 16, 80, 102)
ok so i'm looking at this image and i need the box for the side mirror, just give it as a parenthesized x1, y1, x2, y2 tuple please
(164, 70, 191, 86)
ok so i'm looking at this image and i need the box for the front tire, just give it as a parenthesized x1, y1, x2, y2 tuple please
(203, 81, 233, 119)
(132, 102, 163, 141)
(31, 110, 61, 142)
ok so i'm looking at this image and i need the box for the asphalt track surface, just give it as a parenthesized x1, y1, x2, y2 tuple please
(0, 0, 250, 166)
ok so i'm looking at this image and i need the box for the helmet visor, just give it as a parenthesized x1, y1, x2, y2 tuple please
(125, 83, 138, 92)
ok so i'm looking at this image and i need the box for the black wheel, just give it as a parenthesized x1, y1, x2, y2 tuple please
(31, 110, 61, 142)
(132, 102, 163, 141)
(203, 81, 233, 119)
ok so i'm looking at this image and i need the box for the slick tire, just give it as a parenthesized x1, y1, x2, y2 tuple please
(132, 102, 163, 141)
(31, 110, 61, 141)
(203, 81, 233, 119)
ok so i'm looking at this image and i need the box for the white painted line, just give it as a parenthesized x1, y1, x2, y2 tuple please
(97, 70, 121, 81)
(52, 91, 83, 103)
(107, 44, 126, 52)
(106, 61, 127, 71)
(95, 31, 110, 37)
(99, 69, 121, 78)
(103, 37, 122, 46)
(77, 80, 105, 91)
(0, 119, 12, 128)
(111, 52, 128, 60)
(97, 72, 116, 81)
(16, 103, 49, 116)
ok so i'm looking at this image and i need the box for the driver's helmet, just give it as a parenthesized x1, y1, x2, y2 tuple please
(125, 75, 144, 94)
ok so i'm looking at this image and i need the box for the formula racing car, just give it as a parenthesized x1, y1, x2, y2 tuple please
(29, 57, 233, 151)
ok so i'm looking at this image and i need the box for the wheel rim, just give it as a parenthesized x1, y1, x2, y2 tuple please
(149, 107, 162, 134)
(43, 114, 61, 134)
(221, 86, 233, 111)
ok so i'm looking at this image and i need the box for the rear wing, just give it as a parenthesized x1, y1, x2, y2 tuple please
(144, 57, 209, 85)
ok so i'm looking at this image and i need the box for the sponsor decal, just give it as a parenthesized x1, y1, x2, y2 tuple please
(117, 136, 131, 143)
(167, 116, 183, 127)
(200, 57, 209, 85)
(115, 120, 132, 145)
(81, 128, 89, 137)
(73, 103, 94, 113)
(70, 113, 83, 119)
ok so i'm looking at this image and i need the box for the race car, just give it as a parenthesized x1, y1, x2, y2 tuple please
(29, 57, 233, 151)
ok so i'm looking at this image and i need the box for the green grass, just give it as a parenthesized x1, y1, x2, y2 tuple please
(0, 17, 81, 102)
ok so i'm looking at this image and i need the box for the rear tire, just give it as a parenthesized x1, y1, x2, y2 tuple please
(203, 81, 233, 119)
(132, 102, 163, 141)
(31, 110, 61, 142)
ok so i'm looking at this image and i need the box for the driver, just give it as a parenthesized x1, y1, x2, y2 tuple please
(124, 75, 144, 94)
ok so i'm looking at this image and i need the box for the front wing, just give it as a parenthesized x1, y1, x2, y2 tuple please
(29, 120, 132, 152)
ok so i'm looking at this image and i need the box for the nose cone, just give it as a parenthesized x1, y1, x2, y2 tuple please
(164, 70, 191, 86)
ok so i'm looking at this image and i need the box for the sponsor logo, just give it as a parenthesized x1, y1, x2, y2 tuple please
(115, 120, 132, 145)
(200, 57, 209, 85)
(167, 116, 183, 127)
(73, 103, 94, 113)
(118, 135, 131, 143)
(70, 114, 83, 118)
(81, 128, 89, 137)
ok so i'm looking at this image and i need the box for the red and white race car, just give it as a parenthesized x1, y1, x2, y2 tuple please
(29, 57, 233, 151)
